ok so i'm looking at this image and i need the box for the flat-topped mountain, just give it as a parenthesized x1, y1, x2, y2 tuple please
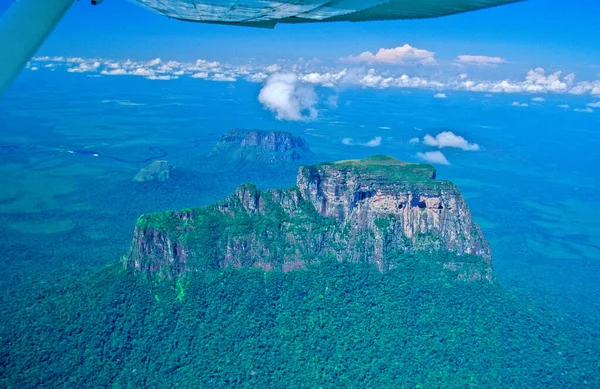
(124, 155, 491, 282)
(208, 128, 312, 163)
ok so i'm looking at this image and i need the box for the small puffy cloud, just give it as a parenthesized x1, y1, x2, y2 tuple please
(67, 61, 100, 73)
(132, 67, 154, 77)
(211, 73, 236, 82)
(146, 58, 162, 66)
(100, 68, 127, 76)
(587, 101, 600, 108)
(434, 92, 447, 99)
(409, 137, 420, 144)
(258, 72, 318, 121)
(343, 44, 437, 66)
(423, 131, 480, 151)
(147, 75, 177, 80)
(341, 137, 382, 147)
(574, 107, 593, 113)
(558, 104, 570, 109)
(417, 151, 449, 165)
(265, 64, 281, 73)
(456, 55, 506, 66)
(363, 137, 382, 147)
(532, 97, 545, 102)
(512, 101, 529, 107)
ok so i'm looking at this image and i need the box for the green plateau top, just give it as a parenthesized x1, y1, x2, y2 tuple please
(311, 155, 437, 182)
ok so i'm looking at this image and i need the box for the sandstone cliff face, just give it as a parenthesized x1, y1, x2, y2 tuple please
(124, 156, 492, 282)
(209, 128, 311, 163)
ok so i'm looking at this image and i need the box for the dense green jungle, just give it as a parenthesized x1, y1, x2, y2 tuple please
(2, 259, 599, 388)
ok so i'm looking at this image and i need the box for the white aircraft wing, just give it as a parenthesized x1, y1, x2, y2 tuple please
(129, 0, 521, 27)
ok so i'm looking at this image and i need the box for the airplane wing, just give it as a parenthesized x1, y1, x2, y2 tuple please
(0, 0, 522, 96)
(129, 0, 522, 28)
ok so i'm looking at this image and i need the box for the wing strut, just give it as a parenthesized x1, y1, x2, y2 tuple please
(0, 0, 75, 96)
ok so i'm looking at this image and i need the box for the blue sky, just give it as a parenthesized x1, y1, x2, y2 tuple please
(2, 0, 599, 78)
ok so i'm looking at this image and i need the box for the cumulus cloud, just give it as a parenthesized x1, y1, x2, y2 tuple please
(558, 104, 570, 109)
(343, 44, 437, 66)
(455, 55, 506, 66)
(587, 101, 600, 108)
(434, 92, 447, 99)
(363, 136, 382, 147)
(342, 136, 382, 147)
(423, 131, 480, 151)
(27, 56, 600, 98)
(512, 101, 529, 107)
(409, 137, 420, 144)
(532, 97, 545, 102)
(258, 73, 317, 121)
(574, 107, 593, 113)
(417, 151, 449, 165)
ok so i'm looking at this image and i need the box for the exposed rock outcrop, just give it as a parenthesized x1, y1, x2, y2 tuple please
(209, 128, 312, 163)
(124, 156, 492, 282)
(133, 160, 172, 182)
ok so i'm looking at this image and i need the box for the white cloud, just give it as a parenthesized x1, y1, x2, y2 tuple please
(456, 55, 506, 66)
(363, 137, 382, 147)
(417, 151, 449, 165)
(341, 136, 382, 147)
(300, 70, 346, 87)
(409, 137, 420, 144)
(258, 72, 317, 121)
(147, 75, 177, 80)
(574, 107, 593, 113)
(67, 61, 100, 73)
(27, 56, 600, 98)
(100, 68, 127, 76)
(587, 101, 600, 108)
(146, 58, 162, 67)
(532, 97, 545, 102)
(558, 104, 570, 109)
(211, 73, 236, 82)
(423, 131, 480, 151)
(343, 44, 437, 66)
(434, 92, 447, 99)
(132, 67, 154, 77)
(512, 101, 529, 107)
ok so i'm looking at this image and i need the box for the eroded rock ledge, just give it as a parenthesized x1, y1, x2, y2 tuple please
(123, 155, 492, 282)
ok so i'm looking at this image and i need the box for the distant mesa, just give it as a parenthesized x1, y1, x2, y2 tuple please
(124, 155, 491, 283)
(209, 128, 312, 163)
(133, 160, 172, 182)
